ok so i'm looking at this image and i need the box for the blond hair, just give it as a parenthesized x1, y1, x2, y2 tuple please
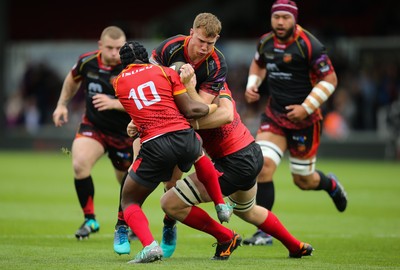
(100, 26, 126, 40)
(193, 13, 222, 38)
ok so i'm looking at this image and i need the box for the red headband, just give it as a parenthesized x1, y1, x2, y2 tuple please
(271, 0, 298, 22)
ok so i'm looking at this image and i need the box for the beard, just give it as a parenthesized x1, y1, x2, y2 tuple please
(273, 25, 295, 42)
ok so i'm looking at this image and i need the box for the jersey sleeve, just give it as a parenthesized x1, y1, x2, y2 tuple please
(308, 34, 335, 80)
(254, 32, 272, 68)
(151, 35, 185, 67)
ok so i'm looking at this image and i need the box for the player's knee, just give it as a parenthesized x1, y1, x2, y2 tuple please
(160, 191, 175, 215)
(257, 140, 283, 166)
(227, 195, 255, 214)
(173, 176, 203, 206)
(289, 157, 316, 176)
(72, 159, 90, 177)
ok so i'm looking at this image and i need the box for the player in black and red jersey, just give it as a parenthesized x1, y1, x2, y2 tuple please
(244, 0, 348, 246)
(114, 41, 240, 263)
(112, 13, 235, 256)
(52, 26, 134, 240)
(150, 13, 227, 105)
(112, 12, 232, 258)
(157, 82, 314, 259)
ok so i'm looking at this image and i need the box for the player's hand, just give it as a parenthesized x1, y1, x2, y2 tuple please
(245, 86, 260, 103)
(179, 64, 195, 86)
(126, 120, 138, 137)
(92, 94, 117, 111)
(285, 104, 308, 122)
(52, 105, 68, 127)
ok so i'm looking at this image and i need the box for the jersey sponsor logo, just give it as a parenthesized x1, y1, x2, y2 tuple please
(87, 71, 99, 80)
(99, 69, 110, 74)
(82, 131, 93, 137)
(265, 53, 274, 59)
(266, 63, 279, 72)
(267, 63, 292, 80)
(116, 151, 130, 159)
(261, 124, 270, 130)
(169, 44, 181, 55)
(209, 59, 215, 69)
(283, 53, 292, 63)
(319, 62, 330, 73)
(122, 65, 153, 77)
(292, 135, 307, 152)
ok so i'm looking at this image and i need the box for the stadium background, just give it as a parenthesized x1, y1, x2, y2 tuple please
(1, 0, 400, 159)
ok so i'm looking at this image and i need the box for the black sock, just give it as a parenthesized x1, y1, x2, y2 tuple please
(74, 176, 95, 219)
(116, 173, 128, 227)
(163, 214, 177, 227)
(316, 170, 333, 192)
(256, 181, 275, 211)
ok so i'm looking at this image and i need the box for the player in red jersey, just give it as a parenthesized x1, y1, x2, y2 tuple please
(52, 26, 134, 240)
(113, 41, 240, 263)
(113, 12, 234, 257)
(244, 0, 348, 246)
(156, 79, 313, 259)
(148, 12, 234, 257)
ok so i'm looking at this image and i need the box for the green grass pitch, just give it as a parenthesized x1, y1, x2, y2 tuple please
(0, 151, 399, 269)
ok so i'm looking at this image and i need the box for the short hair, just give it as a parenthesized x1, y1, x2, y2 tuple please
(100, 26, 126, 40)
(193, 13, 222, 38)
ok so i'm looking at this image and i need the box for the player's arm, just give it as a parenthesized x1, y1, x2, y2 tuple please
(52, 72, 81, 127)
(174, 92, 217, 119)
(92, 94, 126, 111)
(286, 71, 338, 122)
(244, 59, 267, 103)
(179, 64, 215, 105)
(189, 93, 233, 130)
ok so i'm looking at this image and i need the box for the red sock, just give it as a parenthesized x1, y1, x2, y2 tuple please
(194, 155, 224, 206)
(83, 196, 94, 216)
(117, 211, 124, 221)
(258, 211, 301, 253)
(182, 206, 232, 243)
(124, 204, 154, 246)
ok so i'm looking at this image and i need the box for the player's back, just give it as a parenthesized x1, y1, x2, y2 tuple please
(114, 63, 190, 142)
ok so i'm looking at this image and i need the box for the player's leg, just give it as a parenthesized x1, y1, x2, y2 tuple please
(194, 152, 234, 223)
(243, 131, 286, 246)
(105, 134, 135, 254)
(122, 171, 162, 264)
(288, 122, 347, 212)
(229, 186, 313, 258)
(71, 136, 104, 240)
(161, 174, 241, 260)
(160, 165, 182, 258)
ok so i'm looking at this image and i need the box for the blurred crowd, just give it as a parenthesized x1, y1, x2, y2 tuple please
(4, 49, 400, 139)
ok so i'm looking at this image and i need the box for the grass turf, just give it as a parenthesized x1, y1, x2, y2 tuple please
(0, 151, 399, 269)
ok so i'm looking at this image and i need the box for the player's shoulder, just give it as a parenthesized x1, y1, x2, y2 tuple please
(78, 50, 99, 61)
(259, 31, 274, 43)
(297, 25, 322, 45)
(160, 34, 186, 49)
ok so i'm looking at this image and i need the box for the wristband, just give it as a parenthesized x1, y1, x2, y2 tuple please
(246, 74, 262, 89)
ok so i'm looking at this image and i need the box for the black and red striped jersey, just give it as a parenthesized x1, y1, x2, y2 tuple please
(254, 25, 335, 113)
(71, 50, 131, 136)
(197, 85, 255, 159)
(151, 35, 228, 97)
(114, 63, 191, 143)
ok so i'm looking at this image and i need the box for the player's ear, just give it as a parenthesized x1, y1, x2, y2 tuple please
(190, 28, 194, 36)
